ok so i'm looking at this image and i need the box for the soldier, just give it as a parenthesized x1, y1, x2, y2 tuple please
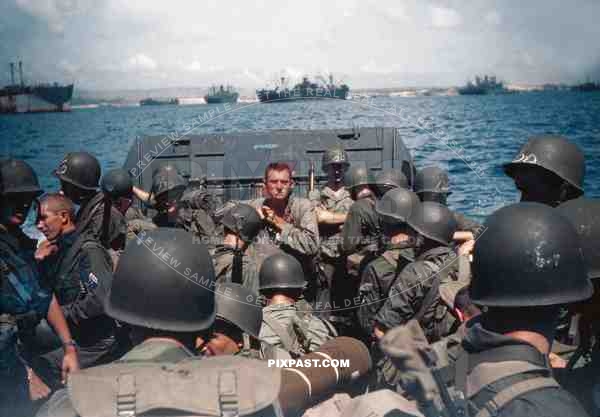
(258, 253, 337, 355)
(0, 159, 79, 415)
(197, 282, 288, 359)
(213, 203, 279, 293)
(503, 134, 585, 207)
(379, 203, 592, 417)
(414, 166, 482, 241)
(356, 187, 420, 338)
(248, 162, 319, 259)
(100, 168, 156, 244)
(36, 228, 219, 417)
(311, 146, 354, 322)
(373, 168, 409, 197)
(33, 193, 123, 390)
(53, 152, 126, 249)
(375, 202, 460, 343)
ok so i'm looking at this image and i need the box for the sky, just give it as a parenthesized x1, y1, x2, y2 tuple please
(1, 0, 599, 90)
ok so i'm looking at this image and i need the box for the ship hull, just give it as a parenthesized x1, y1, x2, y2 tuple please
(0, 84, 74, 113)
(257, 86, 349, 103)
(205, 94, 238, 104)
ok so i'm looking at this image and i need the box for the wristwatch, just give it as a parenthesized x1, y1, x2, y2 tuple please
(63, 339, 78, 350)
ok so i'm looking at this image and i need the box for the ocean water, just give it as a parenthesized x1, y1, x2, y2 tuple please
(1, 91, 599, 223)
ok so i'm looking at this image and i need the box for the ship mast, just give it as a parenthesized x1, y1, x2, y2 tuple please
(9, 62, 15, 85)
(18, 61, 24, 87)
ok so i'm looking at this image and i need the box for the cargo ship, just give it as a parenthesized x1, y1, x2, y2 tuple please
(205, 85, 239, 104)
(0, 62, 74, 113)
(571, 81, 600, 92)
(256, 75, 349, 103)
(458, 75, 509, 95)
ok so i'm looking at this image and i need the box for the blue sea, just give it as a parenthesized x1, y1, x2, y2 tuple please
(2, 91, 599, 224)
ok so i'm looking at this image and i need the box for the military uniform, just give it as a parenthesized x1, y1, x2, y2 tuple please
(259, 302, 336, 354)
(0, 226, 52, 416)
(356, 243, 414, 337)
(213, 243, 280, 293)
(341, 197, 381, 276)
(375, 246, 459, 342)
(34, 230, 121, 389)
(313, 186, 353, 320)
(75, 191, 127, 248)
(124, 205, 156, 242)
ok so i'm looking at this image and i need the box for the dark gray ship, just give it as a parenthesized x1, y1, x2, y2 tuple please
(571, 81, 600, 92)
(139, 98, 179, 106)
(205, 85, 239, 104)
(257, 75, 350, 103)
(458, 75, 508, 95)
(0, 61, 74, 113)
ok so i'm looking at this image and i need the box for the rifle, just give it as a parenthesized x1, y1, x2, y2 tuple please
(308, 160, 315, 197)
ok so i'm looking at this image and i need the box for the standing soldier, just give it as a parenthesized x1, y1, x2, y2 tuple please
(414, 166, 482, 242)
(34, 193, 123, 390)
(0, 159, 79, 415)
(258, 253, 337, 355)
(213, 203, 279, 293)
(503, 134, 585, 206)
(311, 146, 353, 322)
(53, 152, 126, 249)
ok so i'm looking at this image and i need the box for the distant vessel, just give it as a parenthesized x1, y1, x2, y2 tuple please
(458, 75, 509, 95)
(139, 98, 179, 106)
(257, 75, 349, 103)
(572, 81, 600, 92)
(205, 85, 239, 104)
(0, 61, 74, 113)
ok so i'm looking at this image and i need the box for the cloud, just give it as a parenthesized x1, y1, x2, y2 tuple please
(15, 0, 92, 34)
(125, 53, 157, 71)
(431, 6, 462, 29)
(485, 10, 502, 26)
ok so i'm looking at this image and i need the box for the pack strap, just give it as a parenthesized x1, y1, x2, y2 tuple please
(116, 373, 136, 417)
(474, 377, 559, 417)
(219, 369, 240, 417)
(76, 192, 105, 236)
(263, 314, 297, 352)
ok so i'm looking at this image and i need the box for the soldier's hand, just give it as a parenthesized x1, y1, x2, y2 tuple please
(35, 240, 58, 261)
(28, 368, 51, 401)
(549, 352, 567, 369)
(457, 239, 475, 257)
(261, 206, 285, 229)
(61, 345, 80, 384)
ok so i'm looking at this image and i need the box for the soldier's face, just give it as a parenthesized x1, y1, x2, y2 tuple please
(327, 163, 347, 184)
(354, 185, 373, 200)
(264, 169, 293, 201)
(513, 166, 563, 207)
(36, 204, 68, 241)
(1, 193, 36, 227)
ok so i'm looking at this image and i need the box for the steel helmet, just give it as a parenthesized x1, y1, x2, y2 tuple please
(106, 228, 216, 332)
(344, 165, 375, 191)
(557, 197, 600, 280)
(414, 167, 451, 195)
(470, 202, 592, 307)
(54, 152, 101, 191)
(375, 188, 421, 225)
(321, 146, 350, 172)
(374, 168, 409, 193)
(407, 202, 457, 246)
(101, 168, 133, 199)
(151, 165, 187, 201)
(0, 159, 43, 196)
(259, 252, 307, 291)
(221, 203, 263, 244)
(503, 135, 585, 194)
(215, 283, 263, 338)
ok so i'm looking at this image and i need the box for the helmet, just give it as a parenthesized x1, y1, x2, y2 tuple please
(557, 197, 600, 280)
(101, 168, 133, 199)
(0, 159, 43, 196)
(414, 167, 451, 195)
(344, 166, 374, 190)
(259, 252, 307, 291)
(215, 283, 262, 338)
(375, 188, 421, 225)
(374, 169, 409, 193)
(503, 135, 585, 193)
(221, 204, 263, 243)
(106, 228, 216, 332)
(321, 146, 350, 172)
(470, 202, 592, 307)
(151, 165, 187, 201)
(407, 202, 457, 246)
(54, 152, 101, 191)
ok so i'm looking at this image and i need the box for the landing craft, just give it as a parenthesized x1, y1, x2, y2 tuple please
(123, 127, 414, 206)
(257, 75, 350, 103)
